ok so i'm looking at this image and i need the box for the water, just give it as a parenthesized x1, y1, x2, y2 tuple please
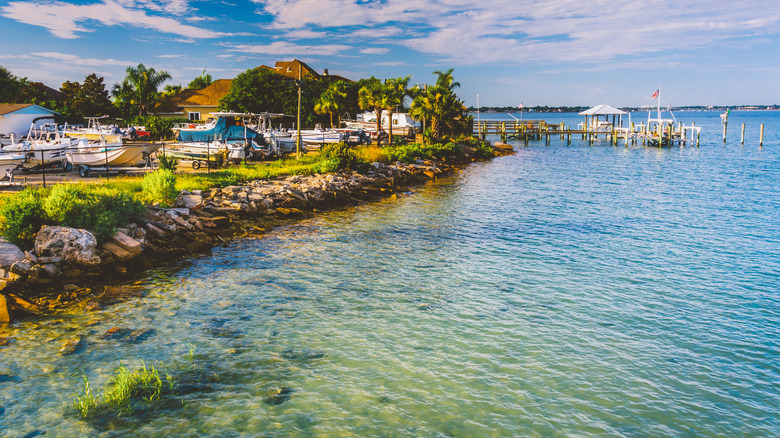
(2, 112, 779, 437)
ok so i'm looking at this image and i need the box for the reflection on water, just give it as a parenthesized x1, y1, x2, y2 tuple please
(2, 113, 780, 436)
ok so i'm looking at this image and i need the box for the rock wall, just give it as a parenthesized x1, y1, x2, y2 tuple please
(0, 149, 514, 322)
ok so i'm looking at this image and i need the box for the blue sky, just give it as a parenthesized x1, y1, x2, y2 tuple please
(1, 0, 779, 107)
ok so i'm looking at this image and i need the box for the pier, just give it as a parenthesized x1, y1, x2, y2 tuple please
(473, 119, 701, 147)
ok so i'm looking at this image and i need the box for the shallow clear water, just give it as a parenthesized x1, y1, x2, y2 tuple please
(2, 112, 779, 437)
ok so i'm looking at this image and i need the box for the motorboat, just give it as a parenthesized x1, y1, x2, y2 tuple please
(290, 125, 345, 150)
(343, 111, 420, 136)
(63, 116, 123, 143)
(66, 139, 148, 168)
(0, 151, 29, 180)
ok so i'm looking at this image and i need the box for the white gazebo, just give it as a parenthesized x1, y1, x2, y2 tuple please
(579, 104, 627, 131)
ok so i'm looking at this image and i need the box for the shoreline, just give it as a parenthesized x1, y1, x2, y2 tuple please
(0, 143, 515, 323)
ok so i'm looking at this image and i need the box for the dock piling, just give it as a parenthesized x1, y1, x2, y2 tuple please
(760, 123, 765, 147)
(741, 123, 745, 145)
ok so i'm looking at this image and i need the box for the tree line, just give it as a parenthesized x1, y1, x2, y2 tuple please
(1, 64, 470, 143)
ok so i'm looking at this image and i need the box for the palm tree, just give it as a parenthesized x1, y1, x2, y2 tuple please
(433, 68, 460, 91)
(188, 69, 213, 90)
(314, 82, 348, 128)
(358, 76, 384, 145)
(382, 76, 411, 145)
(122, 64, 172, 116)
(410, 83, 464, 143)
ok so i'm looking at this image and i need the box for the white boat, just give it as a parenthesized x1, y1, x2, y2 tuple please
(1, 123, 77, 169)
(66, 139, 148, 168)
(343, 111, 420, 136)
(291, 125, 345, 149)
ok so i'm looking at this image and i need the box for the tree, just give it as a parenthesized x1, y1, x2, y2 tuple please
(0, 66, 23, 103)
(188, 70, 213, 90)
(59, 74, 113, 122)
(121, 64, 172, 116)
(410, 70, 466, 143)
(220, 68, 288, 114)
(382, 76, 411, 145)
(358, 76, 384, 145)
(314, 82, 348, 128)
(111, 81, 137, 121)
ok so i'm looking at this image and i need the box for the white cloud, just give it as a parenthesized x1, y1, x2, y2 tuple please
(360, 48, 390, 55)
(228, 41, 350, 56)
(1, 0, 235, 39)
(31, 52, 135, 67)
(251, 0, 780, 66)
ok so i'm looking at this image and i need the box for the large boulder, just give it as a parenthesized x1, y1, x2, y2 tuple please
(34, 226, 101, 267)
(0, 238, 25, 271)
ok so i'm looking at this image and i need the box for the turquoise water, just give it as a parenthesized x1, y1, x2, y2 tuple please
(1, 112, 779, 436)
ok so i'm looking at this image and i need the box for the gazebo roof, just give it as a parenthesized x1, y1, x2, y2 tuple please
(579, 104, 627, 116)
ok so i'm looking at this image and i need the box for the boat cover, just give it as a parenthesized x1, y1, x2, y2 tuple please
(177, 116, 262, 142)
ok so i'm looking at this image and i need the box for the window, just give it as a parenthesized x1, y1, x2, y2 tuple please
(189, 112, 201, 121)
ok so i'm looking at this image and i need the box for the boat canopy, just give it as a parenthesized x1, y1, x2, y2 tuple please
(177, 116, 262, 142)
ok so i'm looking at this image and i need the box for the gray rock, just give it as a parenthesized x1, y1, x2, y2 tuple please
(0, 238, 25, 271)
(34, 226, 101, 268)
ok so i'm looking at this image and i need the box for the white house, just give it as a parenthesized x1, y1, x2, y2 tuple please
(0, 104, 58, 135)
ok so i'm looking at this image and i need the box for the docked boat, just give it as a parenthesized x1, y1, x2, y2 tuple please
(1, 123, 77, 169)
(66, 139, 148, 168)
(343, 111, 420, 137)
(63, 117, 123, 144)
(291, 125, 345, 150)
(0, 151, 29, 179)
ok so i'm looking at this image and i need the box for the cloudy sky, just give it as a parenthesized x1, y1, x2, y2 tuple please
(1, 0, 779, 107)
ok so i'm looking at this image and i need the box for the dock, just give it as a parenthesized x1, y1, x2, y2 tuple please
(473, 120, 701, 147)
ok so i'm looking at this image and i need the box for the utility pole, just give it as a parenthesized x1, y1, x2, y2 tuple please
(296, 64, 302, 159)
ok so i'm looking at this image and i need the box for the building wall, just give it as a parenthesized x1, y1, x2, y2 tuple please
(0, 112, 56, 135)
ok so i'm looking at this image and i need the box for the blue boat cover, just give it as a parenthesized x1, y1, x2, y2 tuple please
(177, 116, 262, 142)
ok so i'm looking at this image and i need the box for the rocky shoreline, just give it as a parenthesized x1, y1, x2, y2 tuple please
(0, 144, 514, 323)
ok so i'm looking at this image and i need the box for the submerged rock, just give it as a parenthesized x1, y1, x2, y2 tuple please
(101, 327, 133, 340)
(59, 336, 85, 355)
(263, 386, 293, 405)
(281, 348, 326, 360)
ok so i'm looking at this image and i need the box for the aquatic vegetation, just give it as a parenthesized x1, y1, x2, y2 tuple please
(74, 361, 176, 419)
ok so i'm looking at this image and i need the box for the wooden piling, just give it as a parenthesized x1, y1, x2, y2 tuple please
(760, 123, 764, 147)
(741, 123, 745, 145)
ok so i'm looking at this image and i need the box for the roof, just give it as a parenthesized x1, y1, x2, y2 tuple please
(579, 104, 627, 116)
(0, 103, 58, 116)
(175, 79, 233, 107)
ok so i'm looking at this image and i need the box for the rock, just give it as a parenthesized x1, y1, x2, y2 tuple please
(59, 336, 84, 355)
(123, 328, 156, 345)
(9, 261, 31, 276)
(210, 216, 231, 227)
(62, 284, 79, 292)
(0, 294, 10, 324)
(176, 194, 203, 208)
(281, 348, 326, 360)
(0, 336, 12, 347)
(101, 327, 132, 340)
(6, 293, 43, 315)
(101, 242, 133, 263)
(36, 256, 63, 264)
(492, 141, 514, 150)
(110, 231, 142, 258)
(264, 386, 293, 405)
(34, 226, 101, 268)
(0, 238, 25, 271)
(145, 223, 167, 237)
(24, 251, 38, 264)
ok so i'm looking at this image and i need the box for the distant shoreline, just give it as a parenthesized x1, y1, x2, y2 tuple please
(468, 106, 780, 113)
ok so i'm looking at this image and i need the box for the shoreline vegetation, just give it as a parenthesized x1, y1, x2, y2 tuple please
(0, 139, 514, 323)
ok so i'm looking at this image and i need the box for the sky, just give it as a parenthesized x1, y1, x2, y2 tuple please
(1, 0, 780, 107)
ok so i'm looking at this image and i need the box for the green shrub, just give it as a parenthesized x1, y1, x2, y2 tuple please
(157, 153, 179, 171)
(43, 184, 146, 241)
(142, 170, 178, 207)
(321, 142, 363, 170)
(0, 187, 49, 248)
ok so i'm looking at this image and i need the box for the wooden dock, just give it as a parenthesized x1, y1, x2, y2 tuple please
(473, 120, 701, 147)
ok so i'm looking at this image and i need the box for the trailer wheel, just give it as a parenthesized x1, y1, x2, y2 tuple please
(63, 160, 73, 171)
(78, 165, 90, 178)
(191, 160, 201, 170)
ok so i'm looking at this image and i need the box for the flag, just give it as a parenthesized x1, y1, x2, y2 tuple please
(651, 89, 659, 99)
(519, 103, 524, 109)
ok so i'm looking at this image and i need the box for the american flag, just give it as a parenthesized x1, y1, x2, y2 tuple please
(519, 103, 523, 109)
(651, 89, 659, 99)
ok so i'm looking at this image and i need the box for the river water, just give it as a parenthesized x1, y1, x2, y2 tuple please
(1, 111, 779, 437)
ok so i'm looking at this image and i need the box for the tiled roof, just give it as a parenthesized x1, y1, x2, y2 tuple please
(177, 79, 233, 107)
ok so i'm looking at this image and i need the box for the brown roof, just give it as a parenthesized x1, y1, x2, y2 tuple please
(0, 103, 33, 116)
(176, 79, 233, 107)
(272, 59, 320, 80)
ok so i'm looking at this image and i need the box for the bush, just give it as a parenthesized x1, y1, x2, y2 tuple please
(43, 184, 146, 241)
(157, 153, 179, 171)
(142, 170, 178, 207)
(321, 142, 363, 170)
(0, 187, 49, 248)
(133, 115, 174, 140)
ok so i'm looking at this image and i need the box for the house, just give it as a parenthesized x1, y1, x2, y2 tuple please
(158, 79, 233, 121)
(158, 61, 351, 120)
(260, 59, 352, 82)
(0, 103, 58, 135)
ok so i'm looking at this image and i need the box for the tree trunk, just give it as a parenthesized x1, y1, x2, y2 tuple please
(329, 112, 334, 129)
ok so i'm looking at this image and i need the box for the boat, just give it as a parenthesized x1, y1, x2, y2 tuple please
(342, 111, 420, 137)
(0, 151, 29, 180)
(0, 123, 75, 170)
(290, 124, 346, 150)
(66, 139, 148, 168)
(63, 116, 123, 144)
